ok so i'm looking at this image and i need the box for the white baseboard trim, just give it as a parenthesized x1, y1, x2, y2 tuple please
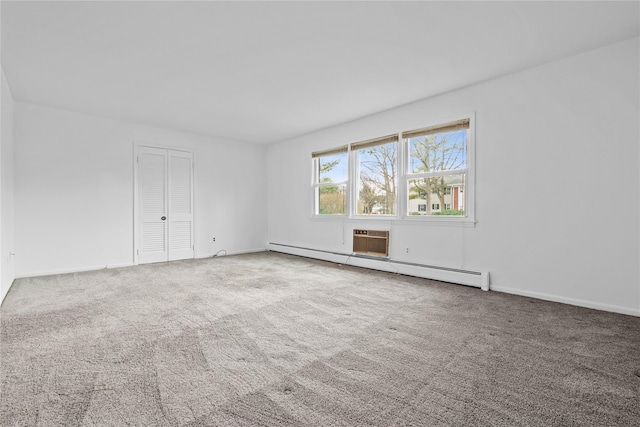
(14, 249, 268, 280)
(196, 248, 266, 259)
(267, 243, 489, 290)
(15, 263, 135, 280)
(491, 285, 640, 317)
(1, 277, 15, 305)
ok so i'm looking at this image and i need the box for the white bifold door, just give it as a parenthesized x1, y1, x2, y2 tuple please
(137, 146, 194, 264)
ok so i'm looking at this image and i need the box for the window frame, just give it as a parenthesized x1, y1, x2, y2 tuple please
(350, 134, 400, 219)
(310, 113, 475, 224)
(311, 146, 350, 217)
(401, 113, 476, 224)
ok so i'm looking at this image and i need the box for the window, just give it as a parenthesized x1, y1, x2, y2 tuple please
(311, 114, 474, 222)
(353, 134, 398, 216)
(312, 146, 348, 215)
(404, 118, 470, 217)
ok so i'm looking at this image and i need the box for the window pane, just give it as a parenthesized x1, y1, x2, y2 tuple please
(317, 184, 346, 215)
(408, 129, 466, 174)
(356, 142, 397, 215)
(407, 174, 465, 216)
(318, 152, 348, 183)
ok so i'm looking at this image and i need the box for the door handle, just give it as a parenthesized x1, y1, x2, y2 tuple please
(161, 216, 166, 221)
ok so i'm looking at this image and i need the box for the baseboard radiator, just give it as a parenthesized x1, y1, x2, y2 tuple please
(267, 242, 490, 291)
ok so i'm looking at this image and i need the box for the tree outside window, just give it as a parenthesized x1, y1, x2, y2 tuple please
(313, 148, 348, 215)
(405, 119, 469, 216)
(311, 116, 473, 221)
(355, 140, 397, 216)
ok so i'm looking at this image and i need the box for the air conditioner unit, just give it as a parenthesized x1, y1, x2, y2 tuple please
(353, 229, 389, 257)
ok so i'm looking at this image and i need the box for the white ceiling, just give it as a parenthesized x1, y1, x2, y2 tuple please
(2, 1, 639, 145)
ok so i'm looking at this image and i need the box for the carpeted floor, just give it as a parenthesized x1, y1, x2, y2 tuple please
(1, 251, 638, 426)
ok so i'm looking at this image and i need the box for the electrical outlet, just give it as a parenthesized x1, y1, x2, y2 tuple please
(405, 247, 409, 254)
(212, 237, 216, 242)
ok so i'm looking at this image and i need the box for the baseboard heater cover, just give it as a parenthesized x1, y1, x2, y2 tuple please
(267, 243, 490, 291)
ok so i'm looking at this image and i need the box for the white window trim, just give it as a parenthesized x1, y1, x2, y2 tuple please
(402, 112, 476, 224)
(311, 148, 350, 218)
(310, 112, 476, 225)
(350, 139, 400, 220)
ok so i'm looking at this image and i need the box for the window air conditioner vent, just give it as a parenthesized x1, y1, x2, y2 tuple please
(353, 229, 389, 257)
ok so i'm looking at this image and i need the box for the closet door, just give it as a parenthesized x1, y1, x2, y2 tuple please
(168, 150, 194, 261)
(137, 146, 194, 264)
(138, 147, 169, 264)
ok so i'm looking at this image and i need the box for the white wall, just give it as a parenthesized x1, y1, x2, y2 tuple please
(1, 68, 16, 303)
(267, 37, 640, 316)
(14, 103, 267, 277)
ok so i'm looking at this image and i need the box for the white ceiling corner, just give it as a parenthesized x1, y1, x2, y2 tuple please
(2, 1, 638, 145)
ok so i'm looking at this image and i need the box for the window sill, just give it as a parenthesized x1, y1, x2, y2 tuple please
(311, 214, 348, 220)
(310, 214, 476, 227)
(400, 215, 476, 227)
(349, 215, 398, 220)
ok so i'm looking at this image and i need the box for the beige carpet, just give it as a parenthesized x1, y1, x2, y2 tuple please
(1, 252, 639, 426)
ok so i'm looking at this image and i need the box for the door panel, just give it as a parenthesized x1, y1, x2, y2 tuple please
(137, 147, 194, 264)
(168, 151, 194, 261)
(138, 147, 168, 264)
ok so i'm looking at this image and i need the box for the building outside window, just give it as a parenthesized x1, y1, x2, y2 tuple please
(405, 118, 470, 217)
